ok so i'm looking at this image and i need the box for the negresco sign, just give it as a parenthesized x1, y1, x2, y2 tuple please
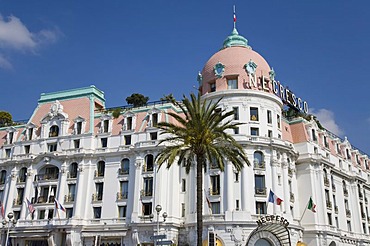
(256, 215, 290, 228)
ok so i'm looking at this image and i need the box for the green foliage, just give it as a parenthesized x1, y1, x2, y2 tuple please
(125, 93, 149, 107)
(0, 111, 13, 127)
(155, 93, 249, 246)
(160, 93, 176, 103)
(111, 108, 122, 119)
(283, 107, 324, 130)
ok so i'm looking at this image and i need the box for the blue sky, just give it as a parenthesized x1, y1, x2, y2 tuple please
(0, 1, 369, 152)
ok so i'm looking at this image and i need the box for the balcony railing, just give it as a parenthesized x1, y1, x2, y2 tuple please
(17, 176, 27, 183)
(343, 188, 348, 197)
(116, 192, 128, 200)
(64, 194, 75, 203)
(209, 188, 220, 196)
(118, 168, 129, 175)
(36, 196, 55, 204)
(324, 178, 330, 187)
(13, 198, 22, 206)
(140, 189, 153, 197)
(253, 161, 265, 170)
(142, 165, 154, 173)
(35, 173, 59, 181)
(332, 184, 336, 192)
(288, 168, 293, 177)
(326, 201, 332, 209)
(290, 192, 295, 203)
(334, 205, 338, 214)
(92, 193, 103, 202)
(94, 170, 105, 178)
(346, 209, 351, 217)
(255, 187, 267, 196)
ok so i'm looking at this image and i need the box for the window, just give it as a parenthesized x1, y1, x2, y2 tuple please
(68, 184, 76, 201)
(233, 107, 239, 120)
(101, 138, 108, 148)
(210, 82, 216, 92)
(94, 207, 102, 219)
(210, 175, 220, 195)
(143, 177, 153, 196)
(347, 220, 352, 232)
(233, 127, 239, 134)
(66, 208, 73, 219)
(97, 161, 105, 177)
(76, 121, 82, 134)
(27, 128, 33, 140)
(150, 132, 158, 140)
(267, 110, 272, 124)
(69, 163, 78, 178)
(145, 154, 154, 172)
(346, 149, 351, 160)
(143, 202, 152, 216)
(73, 139, 80, 149)
(251, 127, 259, 136)
(181, 203, 185, 217)
(38, 210, 45, 219)
(49, 125, 59, 137)
(24, 145, 30, 154)
(268, 130, 273, 138)
(48, 143, 57, 152)
(255, 175, 266, 195)
(250, 107, 259, 121)
(19, 167, 27, 183)
(16, 187, 24, 205)
(277, 115, 281, 129)
(120, 181, 129, 199)
(181, 179, 186, 192)
(234, 172, 239, 182)
(124, 135, 131, 145)
(335, 216, 339, 228)
(227, 79, 238, 89)
(211, 202, 220, 214)
(118, 206, 127, 218)
(253, 151, 264, 166)
(127, 117, 133, 130)
(256, 202, 266, 214)
(324, 136, 329, 148)
(8, 132, 14, 144)
(95, 183, 104, 201)
(5, 148, 11, 158)
(152, 113, 158, 127)
(0, 170, 6, 184)
(290, 206, 294, 217)
(327, 213, 332, 225)
(236, 200, 240, 211)
(103, 120, 109, 133)
(48, 209, 54, 219)
(120, 158, 130, 174)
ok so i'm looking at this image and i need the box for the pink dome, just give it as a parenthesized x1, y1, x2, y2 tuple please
(200, 45, 272, 94)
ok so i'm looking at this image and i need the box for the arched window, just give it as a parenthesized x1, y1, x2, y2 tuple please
(19, 167, 27, 183)
(120, 158, 130, 174)
(49, 125, 59, 137)
(145, 154, 154, 172)
(69, 162, 78, 179)
(253, 151, 264, 167)
(0, 170, 6, 185)
(97, 161, 105, 177)
(323, 169, 329, 186)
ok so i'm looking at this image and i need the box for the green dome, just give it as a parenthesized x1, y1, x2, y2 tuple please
(222, 28, 250, 49)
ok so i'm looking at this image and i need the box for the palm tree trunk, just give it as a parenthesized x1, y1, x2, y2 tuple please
(196, 154, 204, 246)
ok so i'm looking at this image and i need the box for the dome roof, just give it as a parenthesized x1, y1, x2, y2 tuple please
(200, 28, 272, 94)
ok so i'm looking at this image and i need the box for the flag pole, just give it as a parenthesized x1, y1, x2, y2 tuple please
(233, 5, 236, 29)
(299, 199, 310, 222)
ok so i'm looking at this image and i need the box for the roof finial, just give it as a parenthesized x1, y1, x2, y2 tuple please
(233, 5, 237, 29)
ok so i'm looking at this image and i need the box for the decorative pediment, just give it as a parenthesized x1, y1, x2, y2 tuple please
(74, 116, 86, 123)
(41, 100, 69, 123)
(123, 111, 135, 118)
(25, 122, 37, 129)
(6, 126, 16, 133)
(100, 114, 112, 121)
(147, 107, 161, 115)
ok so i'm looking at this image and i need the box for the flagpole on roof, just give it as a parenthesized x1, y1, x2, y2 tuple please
(233, 5, 236, 30)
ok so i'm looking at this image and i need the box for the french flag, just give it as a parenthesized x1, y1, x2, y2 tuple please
(54, 198, 66, 212)
(268, 189, 283, 205)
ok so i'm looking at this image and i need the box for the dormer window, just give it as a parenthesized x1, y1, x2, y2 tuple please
(27, 128, 33, 140)
(146, 109, 161, 128)
(152, 113, 158, 127)
(49, 125, 59, 137)
(73, 116, 86, 135)
(99, 115, 112, 134)
(6, 127, 17, 144)
(9, 132, 14, 144)
(346, 149, 351, 160)
(122, 112, 136, 132)
(76, 122, 82, 134)
(127, 117, 133, 130)
(312, 129, 317, 142)
(103, 120, 109, 133)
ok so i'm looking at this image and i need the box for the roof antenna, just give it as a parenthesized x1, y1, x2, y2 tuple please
(233, 5, 237, 29)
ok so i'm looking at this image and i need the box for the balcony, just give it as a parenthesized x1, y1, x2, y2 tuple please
(209, 188, 220, 196)
(346, 209, 351, 218)
(334, 205, 338, 214)
(13, 198, 22, 206)
(116, 192, 128, 200)
(343, 188, 348, 197)
(35, 173, 59, 181)
(140, 189, 153, 197)
(324, 178, 330, 187)
(255, 187, 267, 196)
(142, 165, 154, 173)
(326, 201, 332, 210)
(359, 192, 363, 200)
(17, 177, 27, 183)
(36, 196, 55, 204)
(94, 170, 105, 178)
(92, 193, 103, 202)
(253, 161, 265, 170)
(332, 184, 336, 192)
(118, 168, 129, 175)
(362, 212, 366, 220)
(290, 192, 295, 203)
(64, 194, 75, 203)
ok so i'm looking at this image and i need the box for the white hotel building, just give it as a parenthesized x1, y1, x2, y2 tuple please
(0, 24, 369, 246)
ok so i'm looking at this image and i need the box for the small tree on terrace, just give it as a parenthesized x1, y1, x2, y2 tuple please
(126, 93, 149, 107)
(0, 111, 13, 127)
(156, 93, 250, 246)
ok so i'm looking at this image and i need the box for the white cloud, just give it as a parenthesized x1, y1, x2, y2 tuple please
(0, 14, 60, 69)
(310, 108, 344, 136)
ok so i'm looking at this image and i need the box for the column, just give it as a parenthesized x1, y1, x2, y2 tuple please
(56, 163, 68, 218)
(130, 157, 143, 221)
(73, 163, 85, 219)
(20, 169, 34, 220)
(281, 158, 290, 216)
(226, 162, 234, 212)
(4, 168, 17, 214)
(241, 164, 248, 211)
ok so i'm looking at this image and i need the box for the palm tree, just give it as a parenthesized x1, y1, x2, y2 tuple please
(156, 93, 250, 246)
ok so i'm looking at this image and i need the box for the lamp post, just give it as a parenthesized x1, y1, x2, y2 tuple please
(2, 212, 16, 246)
(154, 205, 167, 246)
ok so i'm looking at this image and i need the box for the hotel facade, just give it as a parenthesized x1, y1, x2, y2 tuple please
(0, 24, 369, 246)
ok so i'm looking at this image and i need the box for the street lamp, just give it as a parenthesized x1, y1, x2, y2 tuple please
(154, 205, 167, 246)
(2, 212, 16, 246)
